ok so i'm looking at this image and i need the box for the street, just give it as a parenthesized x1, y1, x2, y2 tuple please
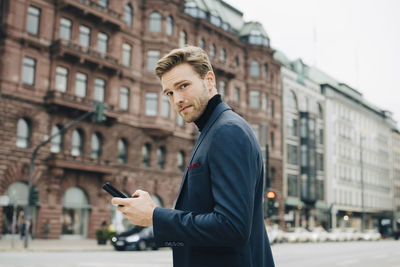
(0, 240, 399, 267)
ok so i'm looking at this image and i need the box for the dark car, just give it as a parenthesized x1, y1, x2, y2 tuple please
(111, 226, 158, 251)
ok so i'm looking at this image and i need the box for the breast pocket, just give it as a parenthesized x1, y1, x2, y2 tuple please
(186, 166, 212, 210)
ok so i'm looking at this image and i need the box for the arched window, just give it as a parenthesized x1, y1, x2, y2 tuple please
(250, 60, 260, 77)
(177, 151, 185, 172)
(209, 44, 216, 60)
(62, 187, 90, 236)
(50, 125, 63, 153)
(157, 146, 166, 169)
(149, 11, 161, 33)
(118, 139, 127, 163)
(71, 129, 83, 156)
(220, 48, 226, 63)
(16, 118, 30, 148)
(199, 38, 205, 50)
(179, 30, 187, 47)
(124, 4, 133, 26)
(120, 86, 129, 111)
(142, 143, 151, 167)
(166, 15, 174, 36)
(90, 133, 102, 159)
(288, 90, 298, 110)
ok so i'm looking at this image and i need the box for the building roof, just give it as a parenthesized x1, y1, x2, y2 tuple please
(239, 21, 269, 38)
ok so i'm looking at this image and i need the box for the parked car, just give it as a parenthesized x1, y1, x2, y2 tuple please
(266, 225, 285, 244)
(283, 228, 310, 243)
(343, 228, 363, 241)
(309, 227, 329, 242)
(327, 228, 346, 242)
(361, 229, 381, 241)
(111, 226, 158, 251)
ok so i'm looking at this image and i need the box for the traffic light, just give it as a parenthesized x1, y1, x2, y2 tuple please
(94, 102, 106, 122)
(29, 187, 39, 206)
(266, 191, 276, 218)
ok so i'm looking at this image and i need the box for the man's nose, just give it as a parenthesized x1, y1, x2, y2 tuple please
(174, 91, 184, 105)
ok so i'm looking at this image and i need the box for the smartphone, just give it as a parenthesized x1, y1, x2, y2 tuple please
(102, 182, 128, 198)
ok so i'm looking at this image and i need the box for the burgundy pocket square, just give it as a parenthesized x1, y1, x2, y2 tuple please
(188, 161, 200, 170)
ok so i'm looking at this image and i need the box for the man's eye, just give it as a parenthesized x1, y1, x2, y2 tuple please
(181, 83, 188, 89)
(166, 91, 173, 96)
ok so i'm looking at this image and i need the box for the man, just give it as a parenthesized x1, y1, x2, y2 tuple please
(112, 46, 275, 267)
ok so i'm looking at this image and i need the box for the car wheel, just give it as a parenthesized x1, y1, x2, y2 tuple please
(138, 240, 146, 251)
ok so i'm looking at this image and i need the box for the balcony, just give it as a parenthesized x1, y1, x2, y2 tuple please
(212, 60, 237, 79)
(57, 0, 124, 29)
(47, 153, 117, 174)
(44, 90, 119, 121)
(139, 116, 176, 138)
(51, 39, 120, 73)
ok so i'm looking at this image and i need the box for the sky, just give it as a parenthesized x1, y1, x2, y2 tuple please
(225, 0, 400, 126)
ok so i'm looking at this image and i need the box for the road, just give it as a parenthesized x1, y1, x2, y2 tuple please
(0, 240, 399, 267)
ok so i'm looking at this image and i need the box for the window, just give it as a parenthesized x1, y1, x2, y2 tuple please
(22, 57, 36, 86)
(71, 129, 83, 156)
(75, 72, 87, 97)
(147, 50, 160, 73)
(287, 118, 298, 137)
(179, 31, 187, 47)
(300, 118, 307, 138)
(249, 91, 259, 109)
(318, 103, 323, 118)
(27, 6, 40, 35)
(50, 125, 63, 153)
(55, 66, 68, 92)
(287, 174, 298, 197)
(142, 143, 151, 167)
(166, 16, 174, 36)
(301, 145, 308, 167)
(145, 92, 158, 116)
(234, 87, 240, 102)
(149, 12, 161, 33)
(288, 91, 298, 110)
(98, 0, 108, 8)
(97, 32, 108, 53)
(319, 128, 324, 144)
(317, 153, 324, 171)
(122, 43, 132, 67)
(270, 99, 275, 118)
(124, 4, 133, 26)
(264, 63, 269, 79)
(220, 49, 226, 63)
(177, 151, 185, 172)
(199, 38, 205, 50)
(251, 124, 260, 143)
(79, 25, 90, 48)
(162, 95, 170, 118)
(287, 144, 298, 165)
(270, 132, 275, 148)
(90, 133, 102, 159)
(262, 93, 268, 111)
(209, 44, 216, 60)
(235, 56, 240, 67)
(250, 60, 260, 77)
(177, 113, 184, 126)
(120, 87, 129, 111)
(16, 119, 30, 148)
(118, 139, 127, 163)
(219, 81, 226, 99)
(94, 78, 105, 102)
(157, 147, 166, 169)
(60, 18, 72, 40)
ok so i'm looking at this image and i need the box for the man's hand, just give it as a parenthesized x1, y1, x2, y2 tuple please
(111, 190, 156, 226)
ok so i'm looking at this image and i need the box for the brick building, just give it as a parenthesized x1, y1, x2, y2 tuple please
(0, 0, 282, 239)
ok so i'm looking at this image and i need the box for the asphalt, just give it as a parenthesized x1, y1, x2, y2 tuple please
(0, 236, 114, 252)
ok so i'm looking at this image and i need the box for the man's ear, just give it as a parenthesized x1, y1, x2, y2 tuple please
(204, 71, 216, 92)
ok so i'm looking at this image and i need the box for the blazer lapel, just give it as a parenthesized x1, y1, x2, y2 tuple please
(174, 102, 231, 208)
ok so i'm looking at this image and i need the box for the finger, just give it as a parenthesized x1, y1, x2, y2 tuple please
(112, 197, 131, 206)
(131, 189, 146, 198)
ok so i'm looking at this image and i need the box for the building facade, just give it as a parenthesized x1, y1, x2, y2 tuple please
(308, 67, 396, 233)
(0, 0, 282, 239)
(275, 53, 327, 230)
(393, 129, 400, 234)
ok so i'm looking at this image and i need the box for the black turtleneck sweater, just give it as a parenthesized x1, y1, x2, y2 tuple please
(194, 94, 222, 131)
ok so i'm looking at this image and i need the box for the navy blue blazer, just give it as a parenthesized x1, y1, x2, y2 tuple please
(153, 102, 275, 267)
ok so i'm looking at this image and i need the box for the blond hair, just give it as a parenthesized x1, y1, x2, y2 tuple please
(155, 46, 214, 79)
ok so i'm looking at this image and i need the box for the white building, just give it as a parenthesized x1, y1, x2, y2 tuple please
(308, 67, 396, 232)
(275, 52, 328, 230)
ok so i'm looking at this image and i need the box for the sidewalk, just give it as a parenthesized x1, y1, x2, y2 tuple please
(0, 236, 114, 252)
